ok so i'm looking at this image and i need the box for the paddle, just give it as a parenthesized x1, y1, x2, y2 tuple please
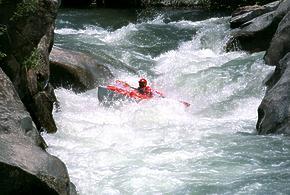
(115, 80, 132, 88)
(179, 100, 191, 107)
(153, 90, 190, 107)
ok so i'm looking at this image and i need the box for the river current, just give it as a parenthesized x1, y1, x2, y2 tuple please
(43, 8, 290, 194)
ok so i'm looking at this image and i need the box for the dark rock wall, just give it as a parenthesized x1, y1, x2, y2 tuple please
(207, 0, 278, 9)
(59, 0, 277, 9)
(227, 0, 290, 53)
(264, 11, 290, 65)
(228, 0, 290, 134)
(0, 0, 58, 133)
(0, 68, 45, 148)
(60, 0, 93, 7)
(0, 68, 74, 194)
(0, 1, 77, 193)
(256, 53, 290, 134)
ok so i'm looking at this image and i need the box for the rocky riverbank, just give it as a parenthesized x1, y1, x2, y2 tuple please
(227, 0, 290, 134)
(0, 0, 76, 194)
(59, 0, 276, 9)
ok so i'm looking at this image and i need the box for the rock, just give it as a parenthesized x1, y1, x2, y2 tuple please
(0, 68, 75, 194)
(59, 0, 278, 8)
(97, 0, 142, 8)
(230, 1, 280, 28)
(232, 5, 265, 17)
(0, 133, 70, 195)
(32, 86, 57, 133)
(140, 0, 200, 7)
(231, 1, 280, 17)
(0, 68, 45, 148)
(264, 11, 290, 65)
(227, 0, 290, 53)
(256, 53, 290, 134)
(227, 11, 279, 52)
(69, 182, 78, 195)
(0, 0, 59, 133)
(60, 0, 93, 7)
(50, 47, 114, 92)
(140, 0, 277, 8)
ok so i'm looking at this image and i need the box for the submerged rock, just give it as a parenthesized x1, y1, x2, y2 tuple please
(50, 47, 114, 92)
(256, 53, 290, 134)
(0, 68, 75, 194)
(264, 11, 290, 65)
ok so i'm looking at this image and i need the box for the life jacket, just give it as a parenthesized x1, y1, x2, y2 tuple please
(137, 86, 153, 97)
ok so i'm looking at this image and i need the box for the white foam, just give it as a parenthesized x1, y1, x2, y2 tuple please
(44, 12, 280, 195)
(55, 25, 107, 35)
(101, 23, 138, 44)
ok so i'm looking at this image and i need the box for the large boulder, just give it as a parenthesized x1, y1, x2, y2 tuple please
(0, 68, 45, 148)
(0, 0, 59, 133)
(230, 1, 280, 28)
(227, 0, 290, 53)
(0, 68, 75, 194)
(264, 11, 290, 65)
(0, 133, 70, 195)
(208, 0, 279, 10)
(50, 47, 114, 92)
(256, 53, 290, 134)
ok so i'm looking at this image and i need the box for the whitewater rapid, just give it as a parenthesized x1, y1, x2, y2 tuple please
(42, 9, 290, 195)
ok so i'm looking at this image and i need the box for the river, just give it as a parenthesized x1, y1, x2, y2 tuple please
(43, 8, 290, 194)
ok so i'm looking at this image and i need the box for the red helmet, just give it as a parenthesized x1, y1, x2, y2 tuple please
(138, 78, 147, 88)
(139, 78, 147, 85)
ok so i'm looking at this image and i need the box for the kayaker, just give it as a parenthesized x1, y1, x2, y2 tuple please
(137, 78, 153, 97)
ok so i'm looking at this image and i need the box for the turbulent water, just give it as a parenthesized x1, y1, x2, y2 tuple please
(43, 8, 290, 194)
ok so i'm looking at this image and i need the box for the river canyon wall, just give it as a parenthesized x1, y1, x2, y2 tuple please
(0, 0, 76, 194)
(60, 0, 276, 9)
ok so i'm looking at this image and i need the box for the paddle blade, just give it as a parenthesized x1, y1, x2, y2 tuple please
(180, 101, 190, 107)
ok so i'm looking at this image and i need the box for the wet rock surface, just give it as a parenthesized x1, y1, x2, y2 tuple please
(256, 53, 290, 134)
(0, 68, 75, 194)
(50, 47, 114, 92)
(0, 0, 59, 133)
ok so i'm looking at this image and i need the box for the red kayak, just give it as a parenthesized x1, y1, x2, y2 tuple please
(98, 80, 190, 107)
(106, 84, 152, 101)
(97, 80, 152, 105)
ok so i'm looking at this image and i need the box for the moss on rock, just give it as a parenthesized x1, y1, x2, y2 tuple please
(22, 48, 41, 70)
(11, 0, 38, 21)
(0, 52, 6, 60)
